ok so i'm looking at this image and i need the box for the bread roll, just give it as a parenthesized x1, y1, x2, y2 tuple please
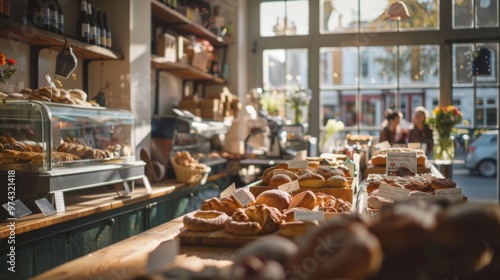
(291, 218, 383, 279)
(269, 174, 292, 187)
(183, 210, 229, 232)
(371, 154, 386, 166)
(288, 190, 316, 210)
(325, 175, 348, 188)
(298, 173, 325, 188)
(256, 189, 291, 211)
(272, 169, 299, 181)
(314, 166, 343, 180)
(262, 164, 289, 185)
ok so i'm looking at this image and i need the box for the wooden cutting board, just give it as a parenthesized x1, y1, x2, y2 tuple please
(179, 228, 278, 247)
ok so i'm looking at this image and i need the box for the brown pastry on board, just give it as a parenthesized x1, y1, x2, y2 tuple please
(225, 205, 283, 235)
(256, 189, 291, 211)
(288, 190, 316, 210)
(183, 210, 229, 232)
(269, 174, 292, 187)
(325, 175, 348, 188)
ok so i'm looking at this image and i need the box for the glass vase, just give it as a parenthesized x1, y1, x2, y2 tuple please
(433, 131, 454, 164)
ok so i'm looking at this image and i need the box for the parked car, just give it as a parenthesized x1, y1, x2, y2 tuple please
(465, 130, 498, 177)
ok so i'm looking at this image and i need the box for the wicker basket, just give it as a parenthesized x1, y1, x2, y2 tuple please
(171, 157, 211, 184)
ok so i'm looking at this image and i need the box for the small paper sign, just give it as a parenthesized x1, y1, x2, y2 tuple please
(408, 142, 421, 150)
(386, 152, 417, 177)
(409, 191, 436, 200)
(2, 200, 32, 218)
(378, 183, 410, 201)
(377, 141, 392, 150)
(54, 191, 66, 213)
(52, 126, 62, 150)
(295, 150, 307, 161)
(34, 198, 57, 216)
(288, 160, 308, 169)
(232, 189, 255, 207)
(435, 188, 463, 202)
(294, 210, 325, 221)
(220, 183, 236, 198)
(278, 180, 300, 193)
(147, 238, 180, 273)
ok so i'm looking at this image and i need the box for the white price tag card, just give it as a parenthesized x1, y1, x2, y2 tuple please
(408, 142, 421, 150)
(294, 210, 325, 221)
(34, 198, 56, 217)
(434, 188, 463, 202)
(54, 191, 66, 213)
(386, 152, 417, 177)
(232, 189, 255, 207)
(52, 125, 62, 149)
(147, 238, 180, 273)
(288, 160, 308, 169)
(220, 183, 236, 198)
(377, 141, 392, 150)
(278, 180, 300, 193)
(295, 150, 307, 161)
(409, 191, 436, 200)
(378, 183, 410, 201)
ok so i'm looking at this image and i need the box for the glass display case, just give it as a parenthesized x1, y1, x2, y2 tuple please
(0, 100, 145, 206)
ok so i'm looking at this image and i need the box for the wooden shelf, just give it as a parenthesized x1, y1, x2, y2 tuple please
(151, 0, 228, 48)
(151, 55, 225, 84)
(0, 19, 123, 60)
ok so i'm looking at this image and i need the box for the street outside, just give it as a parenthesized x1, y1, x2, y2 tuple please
(451, 150, 498, 203)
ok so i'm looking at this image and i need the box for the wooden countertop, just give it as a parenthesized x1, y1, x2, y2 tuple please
(33, 216, 235, 280)
(0, 173, 229, 239)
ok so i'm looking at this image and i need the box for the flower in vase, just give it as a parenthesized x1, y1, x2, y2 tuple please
(321, 119, 345, 149)
(0, 52, 17, 84)
(427, 105, 463, 137)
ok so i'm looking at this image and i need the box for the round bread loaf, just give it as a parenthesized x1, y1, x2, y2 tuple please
(256, 189, 291, 211)
(269, 174, 292, 187)
(326, 175, 348, 188)
(262, 164, 289, 185)
(314, 166, 343, 180)
(298, 173, 325, 188)
(291, 218, 383, 280)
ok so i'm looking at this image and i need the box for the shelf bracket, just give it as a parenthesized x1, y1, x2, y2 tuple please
(29, 46, 44, 89)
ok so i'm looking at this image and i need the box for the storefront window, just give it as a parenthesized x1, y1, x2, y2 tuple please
(260, 0, 309, 37)
(320, 0, 359, 33)
(319, 47, 358, 88)
(263, 48, 308, 89)
(453, 0, 499, 28)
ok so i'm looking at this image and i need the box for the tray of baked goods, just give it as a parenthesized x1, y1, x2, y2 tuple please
(0, 141, 132, 171)
(362, 173, 464, 218)
(364, 147, 431, 178)
(179, 183, 356, 247)
(249, 160, 356, 203)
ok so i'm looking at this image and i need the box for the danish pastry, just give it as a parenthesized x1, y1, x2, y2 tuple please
(183, 210, 229, 232)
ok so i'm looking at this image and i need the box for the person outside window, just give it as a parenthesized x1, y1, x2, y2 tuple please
(379, 110, 407, 145)
(407, 106, 433, 155)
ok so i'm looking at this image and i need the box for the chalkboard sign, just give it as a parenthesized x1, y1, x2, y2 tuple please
(35, 198, 57, 216)
(2, 199, 32, 218)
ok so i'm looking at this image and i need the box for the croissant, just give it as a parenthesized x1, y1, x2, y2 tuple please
(201, 197, 240, 215)
(225, 205, 282, 235)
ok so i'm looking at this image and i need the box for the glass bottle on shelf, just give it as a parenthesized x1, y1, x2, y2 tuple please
(96, 9, 106, 48)
(103, 12, 112, 49)
(76, 0, 90, 43)
(87, 3, 97, 45)
(344, 149, 356, 179)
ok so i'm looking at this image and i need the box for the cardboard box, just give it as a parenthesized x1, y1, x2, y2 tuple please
(178, 100, 198, 110)
(198, 99, 220, 110)
(191, 50, 212, 72)
(206, 92, 222, 100)
(201, 110, 222, 120)
(183, 108, 201, 117)
(156, 33, 177, 62)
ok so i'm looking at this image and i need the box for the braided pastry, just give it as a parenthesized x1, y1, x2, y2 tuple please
(200, 197, 240, 215)
(225, 205, 283, 235)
